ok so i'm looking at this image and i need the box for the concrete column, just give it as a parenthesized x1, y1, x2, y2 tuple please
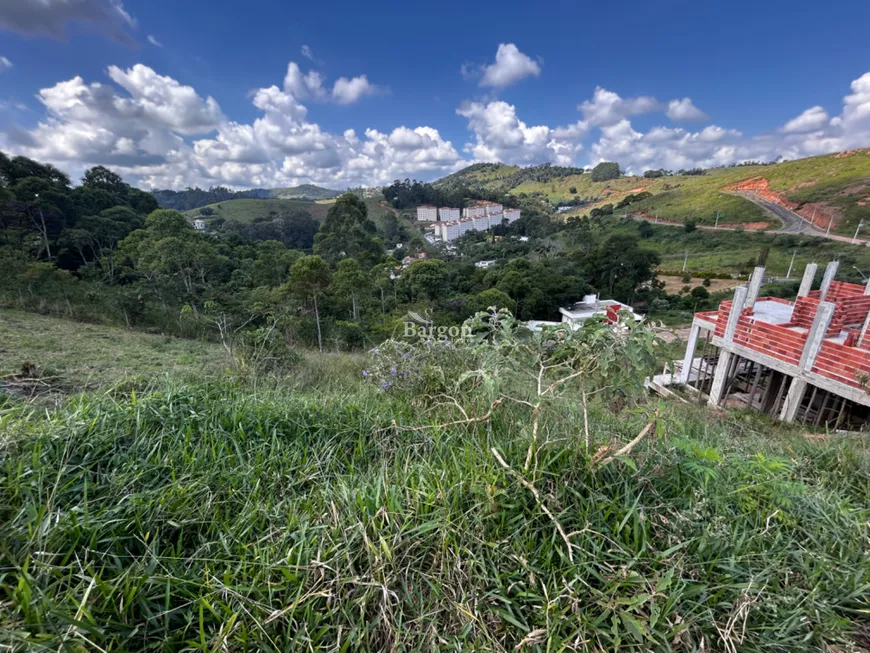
(708, 351, 733, 406)
(779, 378, 808, 422)
(678, 321, 702, 384)
(818, 261, 839, 302)
(798, 263, 817, 297)
(745, 266, 766, 309)
(707, 288, 748, 407)
(799, 301, 835, 371)
(858, 310, 870, 349)
(724, 286, 748, 342)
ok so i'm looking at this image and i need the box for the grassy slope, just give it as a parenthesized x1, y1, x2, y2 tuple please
(266, 184, 343, 200)
(0, 309, 225, 394)
(2, 313, 869, 649)
(441, 152, 870, 229)
(187, 198, 332, 223)
(186, 197, 407, 237)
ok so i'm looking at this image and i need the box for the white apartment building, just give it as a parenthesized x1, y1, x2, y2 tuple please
(440, 220, 461, 241)
(473, 214, 490, 231)
(437, 210, 521, 242)
(485, 202, 503, 215)
(459, 217, 476, 236)
(504, 208, 520, 223)
(439, 207, 460, 222)
(416, 205, 438, 222)
(462, 205, 487, 219)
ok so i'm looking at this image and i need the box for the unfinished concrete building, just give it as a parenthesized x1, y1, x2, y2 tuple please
(668, 262, 870, 427)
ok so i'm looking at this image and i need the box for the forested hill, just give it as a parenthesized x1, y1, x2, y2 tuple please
(152, 184, 343, 211)
(434, 162, 585, 194)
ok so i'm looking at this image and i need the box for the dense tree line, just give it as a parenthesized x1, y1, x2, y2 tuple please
(590, 162, 621, 182)
(3, 152, 673, 353)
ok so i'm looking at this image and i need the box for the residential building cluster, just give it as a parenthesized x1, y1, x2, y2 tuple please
(418, 203, 520, 243)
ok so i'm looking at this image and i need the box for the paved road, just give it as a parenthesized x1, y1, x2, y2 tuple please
(730, 190, 828, 237)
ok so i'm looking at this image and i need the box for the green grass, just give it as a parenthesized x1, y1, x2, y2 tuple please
(0, 309, 226, 395)
(0, 309, 366, 400)
(2, 379, 869, 650)
(2, 312, 870, 650)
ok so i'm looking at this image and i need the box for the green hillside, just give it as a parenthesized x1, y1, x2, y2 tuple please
(437, 151, 870, 232)
(266, 183, 343, 200)
(187, 198, 332, 223)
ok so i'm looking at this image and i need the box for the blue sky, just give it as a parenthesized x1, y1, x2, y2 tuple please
(1, 0, 869, 189)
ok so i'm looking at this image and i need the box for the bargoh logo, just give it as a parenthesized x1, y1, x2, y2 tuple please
(403, 311, 472, 339)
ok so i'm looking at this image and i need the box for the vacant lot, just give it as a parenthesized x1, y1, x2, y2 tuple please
(658, 274, 740, 294)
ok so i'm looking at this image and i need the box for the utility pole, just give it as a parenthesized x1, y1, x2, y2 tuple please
(826, 214, 833, 237)
(682, 250, 689, 273)
(810, 208, 816, 225)
(853, 220, 865, 244)
(786, 250, 796, 279)
(714, 211, 719, 229)
(654, 212, 658, 223)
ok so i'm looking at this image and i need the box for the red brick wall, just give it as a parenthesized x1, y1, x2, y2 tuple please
(787, 296, 820, 329)
(732, 316, 807, 365)
(812, 341, 870, 390)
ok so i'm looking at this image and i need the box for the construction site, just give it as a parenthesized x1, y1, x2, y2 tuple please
(655, 261, 870, 429)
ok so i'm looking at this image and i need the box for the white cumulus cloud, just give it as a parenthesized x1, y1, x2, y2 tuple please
(579, 87, 662, 126)
(666, 97, 708, 122)
(479, 43, 541, 88)
(332, 75, 377, 104)
(2, 62, 458, 189)
(457, 100, 586, 165)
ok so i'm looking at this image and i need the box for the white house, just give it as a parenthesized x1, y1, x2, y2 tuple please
(474, 259, 498, 269)
(558, 294, 643, 328)
(416, 205, 438, 222)
(193, 219, 207, 231)
(439, 207, 460, 222)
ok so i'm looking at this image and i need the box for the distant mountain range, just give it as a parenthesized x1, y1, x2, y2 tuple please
(152, 184, 343, 211)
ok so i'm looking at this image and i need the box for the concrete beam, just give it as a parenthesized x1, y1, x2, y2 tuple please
(818, 261, 840, 302)
(799, 301, 835, 371)
(678, 321, 702, 385)
(798, 263, 817, 297)
(745, 266, 765, 308)
(779, 378, 807, 422)
(723, 286, 748, 342)
(708, 350, 733, 407)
